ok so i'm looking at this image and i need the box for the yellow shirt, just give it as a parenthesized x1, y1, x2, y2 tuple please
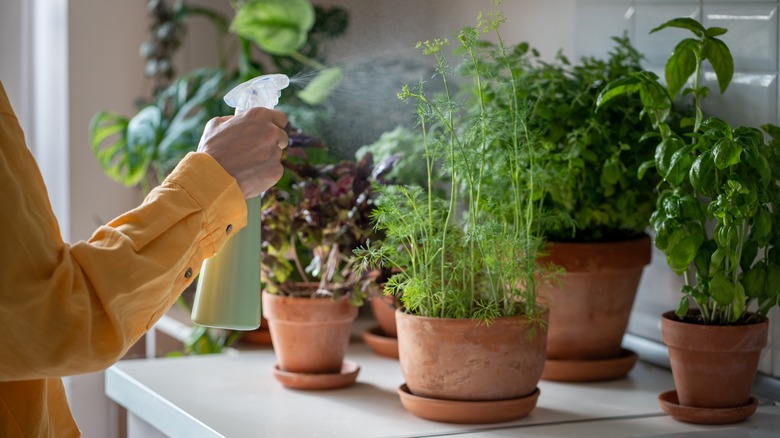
(0, 82, 246, 436)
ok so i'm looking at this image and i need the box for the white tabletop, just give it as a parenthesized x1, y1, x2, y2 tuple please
(105, 341, 780, 438)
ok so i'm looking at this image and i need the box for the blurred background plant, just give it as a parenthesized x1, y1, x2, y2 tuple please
(88, 0, 350, 355)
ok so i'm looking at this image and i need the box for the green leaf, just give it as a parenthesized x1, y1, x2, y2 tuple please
(743, 147, 771, 189)
(712, 137, 742, 169)
(637, 159, 655, 180)
(710, 248, 726, 276)
(709, 271, 735, 306)
(651, 17, 706, 37)
(752, 206, 772, 246)
(689, 151, 717, 197)
(667, 143, 695, 186)
(740, 239, 759, 273)
(655, 137, 685, 181)
(732, 281, 746, 321)
(90, 111, 151, 187)
(703, 38, 734, 94)
(675, 295, 690, 318)
(595, 75, 642, 109)
(664, 223, 704, 274)
(665, 38, 698, 98)
(701, 117, 732, 137)
(742, 263, 766, 299)
(296, 67, 343, 105)
(230, 0, 315, 55)
(705, 27, 728, 38)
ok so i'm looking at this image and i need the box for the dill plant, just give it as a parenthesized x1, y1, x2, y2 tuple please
(354, 9, 556, 322)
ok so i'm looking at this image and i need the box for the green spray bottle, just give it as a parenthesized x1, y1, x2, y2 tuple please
(191, 74, 290, 330)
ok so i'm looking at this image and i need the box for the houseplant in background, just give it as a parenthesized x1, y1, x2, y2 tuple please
(260, 148, 393, 389)
(598, 17, 780, 424)
(481, 36, 661, 382)
(88, 0, 348, 355)
(353, 7, 556, 424)
(353, 126, 429, 357)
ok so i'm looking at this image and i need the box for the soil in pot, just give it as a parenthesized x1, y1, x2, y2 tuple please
(395, 309, 547, 423)
(538, 235, 650, 381)
(262, 289, 358, 376)
(661, 310, 768, 419)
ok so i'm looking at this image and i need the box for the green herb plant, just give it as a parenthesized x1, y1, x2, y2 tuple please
(353, 9, 557, 323)
(492, 36, 662, 242)
(260, 151, 394, 307)
(597, 18, 780, 324)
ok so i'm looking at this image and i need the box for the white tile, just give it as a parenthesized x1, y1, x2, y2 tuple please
(634, 0, 701, 67)
(703, 3, 778, 72)
(700, 72, 777, 128)
(574, 1, 634, 60)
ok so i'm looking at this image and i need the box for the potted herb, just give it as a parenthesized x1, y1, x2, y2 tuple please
(353, 9, 552, 424)
(482, 36, 661, 381)
(260, 148, 391, 389)
(598, 18, 780, 424)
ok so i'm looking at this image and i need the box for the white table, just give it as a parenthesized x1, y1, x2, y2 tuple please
(105, 342, 780, 437)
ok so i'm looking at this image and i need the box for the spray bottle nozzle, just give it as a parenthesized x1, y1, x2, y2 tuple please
(224, 74, 290, 113)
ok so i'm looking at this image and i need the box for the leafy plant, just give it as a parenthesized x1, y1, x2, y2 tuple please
(483, 36, 664, 242)
(90, 0, 348, 192)
(353, 9, 555, 322)
(597, 18, 780, 324)
(354, 125, 429, 188)
(260, 150, 394, 306)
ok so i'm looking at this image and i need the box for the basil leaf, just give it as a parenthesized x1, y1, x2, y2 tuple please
(703, 37, 734, 94)
(666, 38, 698, 98)
(713, 137, 742, 169)
(709, 271, 735, 306)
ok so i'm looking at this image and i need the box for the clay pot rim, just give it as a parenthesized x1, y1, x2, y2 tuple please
(661, 310, 769, 328)
(540, 234, 652, 272)
(395, 307, 549, 325)
(262, 290, 358, 307)
(547, 232, 650, 247)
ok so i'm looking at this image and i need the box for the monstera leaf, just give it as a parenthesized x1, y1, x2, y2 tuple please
(90, 68, 227, 190)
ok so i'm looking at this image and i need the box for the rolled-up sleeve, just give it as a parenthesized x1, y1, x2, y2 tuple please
(0, 84, 246, 380)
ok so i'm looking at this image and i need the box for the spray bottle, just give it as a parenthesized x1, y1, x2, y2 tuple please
(191, 74, 290, 330)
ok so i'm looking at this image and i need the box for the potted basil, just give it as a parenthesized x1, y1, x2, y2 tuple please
(598, 17, 780, 424)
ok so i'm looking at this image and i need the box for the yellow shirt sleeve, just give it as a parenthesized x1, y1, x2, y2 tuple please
(0, 82, 247, 381)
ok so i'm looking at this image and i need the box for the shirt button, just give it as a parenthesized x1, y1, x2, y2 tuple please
(226, 224, 233, 234)
(184, 267, 193, 279)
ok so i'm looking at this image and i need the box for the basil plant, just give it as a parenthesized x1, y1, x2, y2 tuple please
(598, 18, 780, 324)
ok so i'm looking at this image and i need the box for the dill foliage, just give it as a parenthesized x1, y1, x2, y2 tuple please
(353, 9, 562, 323)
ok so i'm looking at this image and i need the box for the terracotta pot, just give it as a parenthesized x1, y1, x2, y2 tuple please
(538, 235, 651, 360)
(661, 311, 768, 409)
(396, 309, 548, 401)
(262, 290, 358, 374)
(239, 316, 272, 345)
(369, 295, 397, 337)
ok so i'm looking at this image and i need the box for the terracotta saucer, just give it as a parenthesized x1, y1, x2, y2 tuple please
(397, 384, 540, 424)
(362, 326, 399, 359)
(658, 389, 759, 425)
(541, 348, 638, 382)
(272, 360, 360, 390)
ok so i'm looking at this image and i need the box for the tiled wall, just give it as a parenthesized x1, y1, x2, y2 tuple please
(574, 0, 780, 380)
